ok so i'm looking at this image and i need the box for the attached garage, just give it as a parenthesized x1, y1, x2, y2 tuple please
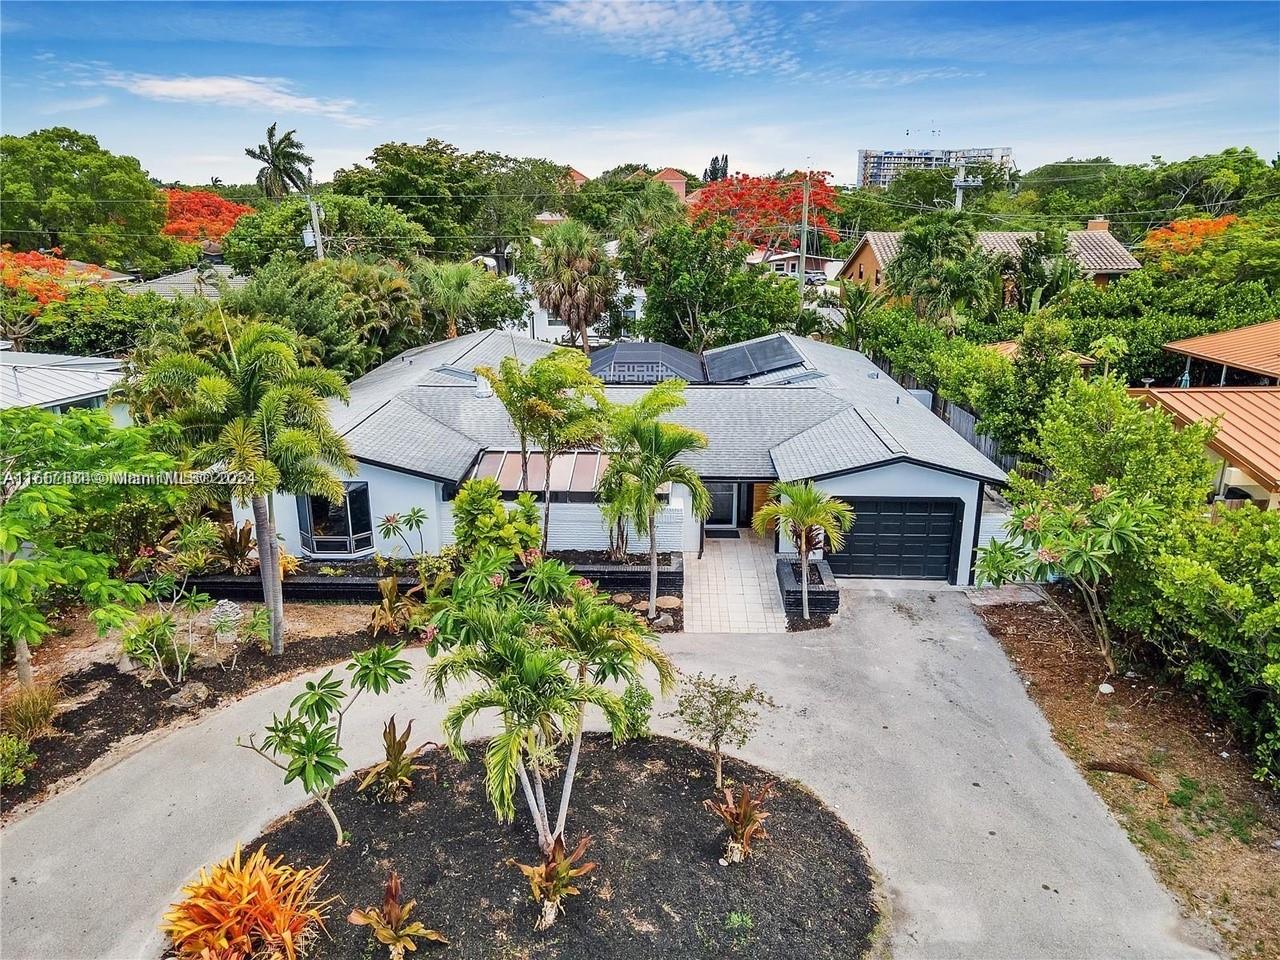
(825, 497, 961, 581)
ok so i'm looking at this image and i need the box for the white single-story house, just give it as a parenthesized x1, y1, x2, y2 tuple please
(240, 329, 1006, 584)
(0, 346, 130, 424)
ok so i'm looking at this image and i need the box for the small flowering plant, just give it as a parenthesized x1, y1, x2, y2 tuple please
(976, 490, 1163, 675)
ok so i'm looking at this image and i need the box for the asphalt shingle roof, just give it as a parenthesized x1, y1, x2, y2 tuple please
(126, 265, 247, 300)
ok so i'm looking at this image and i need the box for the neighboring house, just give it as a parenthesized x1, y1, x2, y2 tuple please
(513, 238, 646, 344)
(0, 346, 129, 423)
(627, 166, 690, 202)
(1134, 387, 1280, 510)
(835, 219, 1141, 290)
(125, 264, 247, 301)
(238, 329, 1006, 585)
(1164, 318, 1280, 386)
(58, 260, 136, 284)
(988, 340, 1097, 372)
(856, 147, 1014, 189)
(747, 250, 844, 281)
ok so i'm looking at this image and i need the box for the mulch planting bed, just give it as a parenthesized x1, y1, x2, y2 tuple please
(786, 613, 832, 632)
(975, 591, 1280, 959)
(1, 630, 371, 816)
(247, 734, 880, 960)
(551, 549, 675, 567)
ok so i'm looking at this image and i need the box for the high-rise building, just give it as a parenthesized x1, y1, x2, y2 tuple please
(856, 147, 1014, 189)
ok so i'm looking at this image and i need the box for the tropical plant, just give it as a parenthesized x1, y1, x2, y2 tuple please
(240, 644, 412, 844)
(370, 575, 421, 637)
(823, 280, 886, 350)
(752, 480, 854, 620)
(162, 844, 331, 960)
(510, 834, 598, 931)
(689, 172, 840, 256)
(0, 734, 35, 787)
(529, 220, 618, 352)
(333, 259, 424, 358)
(128, 319, 354, 654)
(0, 407, 172, 687)
(1088, 334, 1128, 376)
(215, 519, 258, 575)
(377, 507, 429, 557)
(705, 781, 777, 864)
(163, 189, 254, 242)
(449, 478, 540, 556)
(1, 682, 59, 741)
(544, 586, 674, 840)
(607, 419, 710, 617)
(416, 260, 486, 339)
(518, 350, 604, 549)
(887, 215, 1001, 332)
(978, 489, 1165, 674)
(670, 673, 777, 788)
(244, 123, 314, 198)
(359, 716, 431, 803)
(348, 870, 448, 958)
(620, 680, 655, 740)
(476, 356, 540, 492)
(428, 568, 628, 855)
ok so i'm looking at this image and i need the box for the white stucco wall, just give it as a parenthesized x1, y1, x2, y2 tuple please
(811, 461, 983, 584)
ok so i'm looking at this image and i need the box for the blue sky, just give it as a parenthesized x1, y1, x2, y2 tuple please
(2, 1, 1277, 185)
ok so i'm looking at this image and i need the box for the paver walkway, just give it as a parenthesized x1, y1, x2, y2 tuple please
(682, 529, 788, 632)
(0, 590, 1218, 960)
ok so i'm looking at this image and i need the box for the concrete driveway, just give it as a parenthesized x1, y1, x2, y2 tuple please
(0, 588, 1217, 959)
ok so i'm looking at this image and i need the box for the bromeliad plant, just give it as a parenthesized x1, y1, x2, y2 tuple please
(162, 844, 332, 960)
(510, 834, 598, 931)
(705, 781, 777, 864)
(240, 643, 412, 845)
(348, 870, 447, 958)
(359, 716, 433, 803)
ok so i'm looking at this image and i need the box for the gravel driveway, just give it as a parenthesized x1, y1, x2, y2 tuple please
(0, 588, 1218, 959)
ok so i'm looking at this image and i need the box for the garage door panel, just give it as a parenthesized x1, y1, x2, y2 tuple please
(828, 497, 960, 582)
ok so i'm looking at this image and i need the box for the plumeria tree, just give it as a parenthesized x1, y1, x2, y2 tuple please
(752, 481, 855, 620)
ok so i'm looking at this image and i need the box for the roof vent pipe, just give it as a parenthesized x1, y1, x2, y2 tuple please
(474, 376, 493, 398)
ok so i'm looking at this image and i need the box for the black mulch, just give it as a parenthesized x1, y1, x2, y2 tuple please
(245, 734, 879, 960)
(1, 631, 371, 816)
(786, 613, 833, 632)
(551, 549, 674, 567)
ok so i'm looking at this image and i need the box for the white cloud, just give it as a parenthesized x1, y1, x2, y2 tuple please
(37, 93, 110, 114)
(94, 69, 375, 127)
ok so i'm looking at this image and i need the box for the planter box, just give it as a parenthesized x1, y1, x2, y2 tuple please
(184, 553, 684, 604)
(775, 558, 840, 618)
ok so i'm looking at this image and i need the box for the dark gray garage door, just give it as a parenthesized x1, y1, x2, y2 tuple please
(827, 498, 960, 581)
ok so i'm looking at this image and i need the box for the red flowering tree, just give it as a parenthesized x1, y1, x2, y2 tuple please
(1141, 214, 1238, 255)
(1, 246, 112, 347)
(688, 172, 839, 256)
(163, 190, 254, 243)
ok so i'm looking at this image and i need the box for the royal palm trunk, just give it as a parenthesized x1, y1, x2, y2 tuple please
(251, 495, 283, 654)
(647, 515, 658, 619)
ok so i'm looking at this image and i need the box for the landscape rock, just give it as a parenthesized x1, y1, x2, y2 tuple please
(115, 653, 139, 675)
(168, 682, 212, 708)
(1098, 683, 1115, 695)
(654, 595, 683, 610)
(652, 613, 675, 629)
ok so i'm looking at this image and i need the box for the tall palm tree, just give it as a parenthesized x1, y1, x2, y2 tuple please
(610, 420, 711, 618)
(530, 220, 617, 353)
(752, 481, 855, 620)
(428, 613, 626, 857)
(416, 261, 485, 339)
(824, 280, 886, 350)
(545, 589, 674, 842)
(244, 123, 314, 199)
(887, 215, 1000, 333)
(131, 320, 353, 653)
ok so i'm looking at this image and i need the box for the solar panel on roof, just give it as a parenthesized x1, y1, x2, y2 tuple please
(703, 345, 755, 381)
(745, 337, 802, 374)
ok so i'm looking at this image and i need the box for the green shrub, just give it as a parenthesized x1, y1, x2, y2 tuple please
(449, 478, 540, 557)
(0, 734, 35, 787)
(2, 683, 59, 741)
(620, 680, 655, 740)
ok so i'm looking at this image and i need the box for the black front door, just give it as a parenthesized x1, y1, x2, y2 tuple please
(827, 498, 960, 581)
(705, 482, 737, 528)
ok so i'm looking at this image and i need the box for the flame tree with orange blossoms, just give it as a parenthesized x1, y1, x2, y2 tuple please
(1141, 215, 1238, 256)
(163, 189, 255, 243)
(688, 172, 840, 257)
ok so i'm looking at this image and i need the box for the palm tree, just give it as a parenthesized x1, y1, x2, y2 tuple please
(545, 589, 674, 842)
(416, 261, 485, 339)
(887, 215, 1000, 333)
(476, 355, 538, 491)
(824, 280, 885, 350)
(335, 261, 423, 357)
(530, 220, 617, 353)
(610, 420, 711, 618)
(244, 123, 314, 199)
(752, 481, 855, 620)
(428, 613, 626, 857)
(131, 320, 353, 653)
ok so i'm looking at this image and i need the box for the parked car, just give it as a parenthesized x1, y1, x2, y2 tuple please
(804, 272, 827, 286)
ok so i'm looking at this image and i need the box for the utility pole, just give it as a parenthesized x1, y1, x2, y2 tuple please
(952, 161, 982, 212)
(796, 172, 810, 321)
(305, 194, 325, 260)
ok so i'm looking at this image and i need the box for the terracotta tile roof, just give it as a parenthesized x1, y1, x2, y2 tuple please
(1136, 387, 1280, 492)
(838, 229, 1140, 279)
(1164, 319, 1280, 378)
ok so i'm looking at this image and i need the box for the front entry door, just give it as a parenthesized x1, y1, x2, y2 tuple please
(705, 482, 738, 528)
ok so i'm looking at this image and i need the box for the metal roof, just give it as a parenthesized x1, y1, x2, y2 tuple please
(0, 351, 123, 410)
(590, 342, 706, 383)
(1163, 319, 1280, 379)
(126, 265, 247, 301)
(839, 229, 1140, 278)
(1136, 387, 1280, 492)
